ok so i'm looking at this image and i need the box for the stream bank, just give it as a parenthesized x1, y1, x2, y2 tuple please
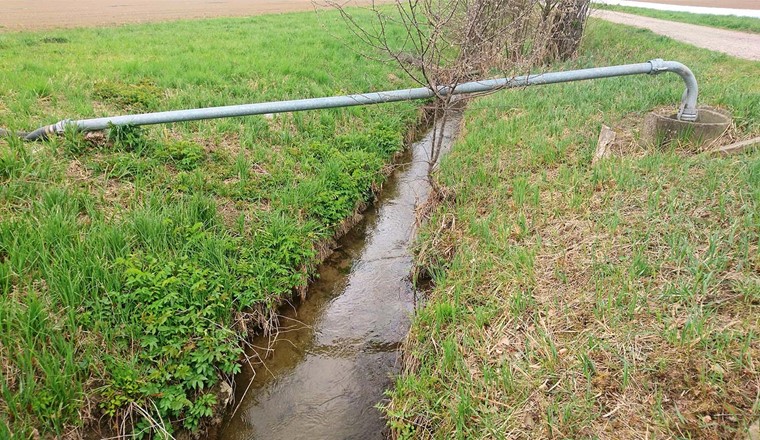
(217, 115, 461, 439)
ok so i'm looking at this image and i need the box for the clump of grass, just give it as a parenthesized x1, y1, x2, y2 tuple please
(158, 140, 205, 170)
(103, 124, 154, 157)
(41, 36, 69, 44)
(93, 79, 163, 110)
(387, 19, 760, 439)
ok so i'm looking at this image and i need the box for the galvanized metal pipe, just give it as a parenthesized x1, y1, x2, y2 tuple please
(15, 58, 698, 141)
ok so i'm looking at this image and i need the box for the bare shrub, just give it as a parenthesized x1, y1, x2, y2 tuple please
(324, 0, 549, 179)
(538, 0, 591, 62)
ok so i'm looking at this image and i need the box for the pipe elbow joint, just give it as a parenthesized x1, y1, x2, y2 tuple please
(648, 59, 699, 122)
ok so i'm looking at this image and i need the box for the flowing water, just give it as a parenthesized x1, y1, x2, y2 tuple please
(218, 119, 458, 440)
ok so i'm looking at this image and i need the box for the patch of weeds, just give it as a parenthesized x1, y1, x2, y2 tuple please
(95, 213, 319, 435)
(173, 170, 209, 193)
(157, 141, 205, 171)
(0, 137, 29, 181)
(106, 123, 151, 154)
(337, 124, 403, 156)
(0, 135, 52, 183)
(284, 147, 384, 227)
(29, 81, 53, 99)
(236, 212, 319, 307)
(41, 36, 69, 44)
(102, 248, 240, 435)
(93, 79, 162, 110)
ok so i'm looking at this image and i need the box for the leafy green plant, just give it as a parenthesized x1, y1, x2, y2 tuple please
(337, 125, 402, 156)
(106, 123, 151, 154)
(236, 213, 319, 308)
(158, 140, 205, 171)
(103, 245, 242, 432)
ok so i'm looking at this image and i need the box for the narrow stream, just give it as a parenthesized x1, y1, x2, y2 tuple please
(218, 119, 459, 440)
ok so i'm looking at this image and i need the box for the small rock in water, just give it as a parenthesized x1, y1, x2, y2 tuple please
(219, 380, 233, 407)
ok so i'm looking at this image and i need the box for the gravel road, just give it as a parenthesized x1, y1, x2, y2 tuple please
(593, 10, 760, 61)
(632, 0, 758, 8)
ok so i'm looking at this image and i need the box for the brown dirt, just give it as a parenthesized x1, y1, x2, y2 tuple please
(2, 0, 756, 33)
(633, 0, 760, 9)
(593, 10, 760, 60)
(0, 0, 391, 32)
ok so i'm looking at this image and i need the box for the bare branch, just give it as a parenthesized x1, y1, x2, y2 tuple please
(326, 0, 589, 180)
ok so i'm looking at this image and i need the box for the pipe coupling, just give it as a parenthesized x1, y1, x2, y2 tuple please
(647, 58, 668, 75)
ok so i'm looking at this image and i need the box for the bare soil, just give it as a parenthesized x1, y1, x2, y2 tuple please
(3, 0, 756, 33)
(594, 10, 760, 60)
(0, 0, 389, 32)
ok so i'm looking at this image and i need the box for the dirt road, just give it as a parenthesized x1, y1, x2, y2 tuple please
(0, 0, 388, 32)
(594, 10, 760, 61)
(633, 0, 759, 8)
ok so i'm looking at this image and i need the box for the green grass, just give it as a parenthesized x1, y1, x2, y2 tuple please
(594, 3, 760, 34)
(387, 19, 760, 439)
(0, 9, 419, 438)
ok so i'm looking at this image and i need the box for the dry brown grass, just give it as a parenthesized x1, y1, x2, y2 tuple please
(387, 22, 759, 438)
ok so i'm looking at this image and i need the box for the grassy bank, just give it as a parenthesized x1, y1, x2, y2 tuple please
(0, 10, 418, 438)
(388, 19, 759, 439)
(594, 3, 760, 34)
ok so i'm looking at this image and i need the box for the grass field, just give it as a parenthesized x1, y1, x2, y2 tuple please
(594, 3, 760, 34)
(0, 10, 419, 438)
(387, 19, 760, 439)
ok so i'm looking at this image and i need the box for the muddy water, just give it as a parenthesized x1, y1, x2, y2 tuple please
(218, 120, 458, 440)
